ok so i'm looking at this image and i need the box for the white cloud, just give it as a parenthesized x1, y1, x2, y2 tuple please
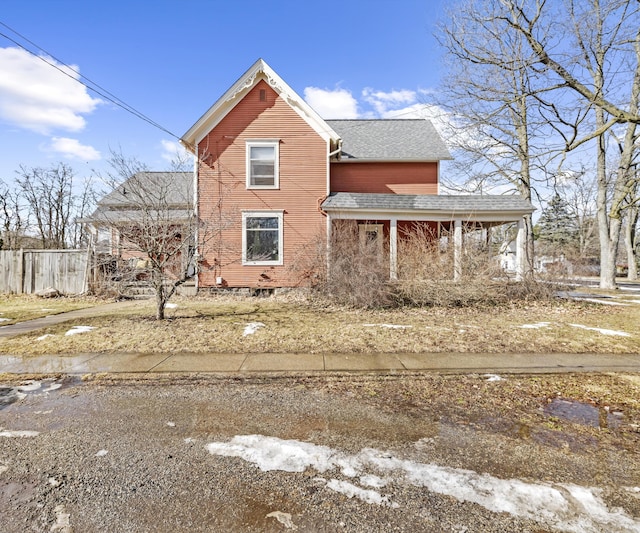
(160, 139, 193, 165)
(48, 137, 101, 161)
(0, 47, 101, 134)
(303, 87, 359, 119)
(362, 88, 418, 116)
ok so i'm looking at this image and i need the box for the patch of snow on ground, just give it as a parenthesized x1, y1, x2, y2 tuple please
(327, 479, 398, 507)
(165, 303, 178, 309)
(206, 435, 640, 532)
(0, 429, 40, 438)
(95, 449, 108, 457)
(483, 374, 504, 382)
(65, 326, 96, 336)
(43, 383, 62, 392)
(580, 298, 629, 306)
(51, 504, 72, 533)
(569, 324, 631, 337)
(36, 334, 55, 341)
(0, 318, 10, 323)
(519, 322, 551, 329)
(266, 511, 298, 530)
(243, 322, 265, 336)
(363, 324, 413, 329)
(17, 380, 41, 392)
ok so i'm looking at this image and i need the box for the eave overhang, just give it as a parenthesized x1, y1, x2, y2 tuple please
(180, 59, 341, 152)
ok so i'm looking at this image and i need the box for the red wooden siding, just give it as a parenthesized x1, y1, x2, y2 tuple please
(197, 80, 328, 288)
(330, 162, 439, 194)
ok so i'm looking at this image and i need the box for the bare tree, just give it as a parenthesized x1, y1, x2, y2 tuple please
(90, 151, 227, 320)
(0, 179, 27, 250)
(494, 0, 640, 288)
(437, 0, 570, 277)
(14, 163, 96, 249)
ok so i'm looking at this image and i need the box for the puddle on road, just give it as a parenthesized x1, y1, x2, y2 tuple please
(544, 398, 623, 429)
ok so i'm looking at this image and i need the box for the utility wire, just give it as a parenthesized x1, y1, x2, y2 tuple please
(0, 20, 182, 140)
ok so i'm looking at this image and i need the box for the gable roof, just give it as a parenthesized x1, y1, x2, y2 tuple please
(85, 172, 193, 224)
(327, 119, 452, 161)
(181, 59, 341, 150)
(321, 192, 534, 221)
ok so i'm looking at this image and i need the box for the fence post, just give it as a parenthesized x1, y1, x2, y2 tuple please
(18, 248, 24, 294)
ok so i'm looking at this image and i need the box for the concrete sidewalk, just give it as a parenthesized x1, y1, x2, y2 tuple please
(1, 351, 639, 375)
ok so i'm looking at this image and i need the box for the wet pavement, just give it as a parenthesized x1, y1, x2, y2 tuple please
(1, 351, 640, 375)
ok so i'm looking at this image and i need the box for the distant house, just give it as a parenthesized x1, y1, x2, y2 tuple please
(89, 59, 535, 291)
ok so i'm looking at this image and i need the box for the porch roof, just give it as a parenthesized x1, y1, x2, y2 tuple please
(321, 192, 535, 222)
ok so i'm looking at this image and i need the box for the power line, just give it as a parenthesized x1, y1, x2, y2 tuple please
(0, 20, 182, 140)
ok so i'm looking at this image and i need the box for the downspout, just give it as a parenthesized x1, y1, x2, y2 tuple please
(193, 143, 199, 293)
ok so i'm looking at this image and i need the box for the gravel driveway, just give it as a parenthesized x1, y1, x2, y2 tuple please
(1, 373, 639, 532)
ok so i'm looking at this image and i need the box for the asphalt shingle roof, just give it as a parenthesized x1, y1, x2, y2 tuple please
(321, 192, 535, 217)
(326, 119, 452, 161)
(85, 172, 193, 224)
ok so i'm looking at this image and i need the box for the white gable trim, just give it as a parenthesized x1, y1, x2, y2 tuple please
(181, 59, 340, 149)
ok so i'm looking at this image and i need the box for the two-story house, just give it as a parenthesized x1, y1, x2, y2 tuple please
(180, 59, 533, 290)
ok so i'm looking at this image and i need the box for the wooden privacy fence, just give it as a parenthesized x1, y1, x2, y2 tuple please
(0, 249, 90, 295)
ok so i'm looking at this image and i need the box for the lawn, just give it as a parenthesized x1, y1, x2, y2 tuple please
(1, 292, 639, 356)
(0, 294, 98, 325)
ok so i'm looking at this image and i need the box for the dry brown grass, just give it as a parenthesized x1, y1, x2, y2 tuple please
(0, 294, 98, 325)
(0, 294, 639, 356)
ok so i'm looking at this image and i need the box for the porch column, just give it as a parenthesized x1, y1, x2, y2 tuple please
(326, 214, 332, 276)
(454, 219, 462, 281)
(515, 218, 525, 281)
(390, 218, 398, 280)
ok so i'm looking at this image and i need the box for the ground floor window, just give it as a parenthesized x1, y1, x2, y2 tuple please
(242, 211, 284, 265)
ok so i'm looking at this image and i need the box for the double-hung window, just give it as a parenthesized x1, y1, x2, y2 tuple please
(242, 211, 284, 265)
(246, 140, 279, 188)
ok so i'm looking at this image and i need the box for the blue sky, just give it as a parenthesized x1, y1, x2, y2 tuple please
(0, 0, 448, 183)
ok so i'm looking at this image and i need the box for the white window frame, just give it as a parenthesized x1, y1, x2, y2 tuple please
(246, 140, 279, 189)
(242, 211, 284, 266)
(358, 223, 384, 254)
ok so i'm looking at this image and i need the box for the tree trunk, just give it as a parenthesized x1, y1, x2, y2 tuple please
(626, 205, 638, 280)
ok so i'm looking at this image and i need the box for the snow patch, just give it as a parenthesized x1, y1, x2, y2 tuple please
(95, 449, 108, 457)
(483, 374, 504, 382)
(243, 322, 265, 336)
(17, 380, 41, 392)
(166, 421, 176, 427)
(0, 317, 10, 323)
(165, 302, 178, 309)
(327, 479, 398, 507)
(569, 324, 631, 337)
(363, 324, 412, 329)
(37, 334, 55, 341)
(206, 435, 640, 532)
(43, 384, 62, 393)
(519, 322, 551, 329)
(51, 504, 72, 532)
(65, 325, 95, 336)
(266, 511, 298, 530)
(0, 429, 40, 438)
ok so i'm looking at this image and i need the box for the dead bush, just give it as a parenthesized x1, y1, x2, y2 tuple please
(292, 221, 558, 309)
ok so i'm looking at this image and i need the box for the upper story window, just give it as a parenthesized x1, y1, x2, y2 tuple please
(246, 140, 279, 189)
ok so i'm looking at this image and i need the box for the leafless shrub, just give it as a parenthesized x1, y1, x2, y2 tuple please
(293, 221, 558, 309)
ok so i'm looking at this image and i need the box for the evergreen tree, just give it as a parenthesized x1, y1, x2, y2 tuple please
(536, 194, 578, 254)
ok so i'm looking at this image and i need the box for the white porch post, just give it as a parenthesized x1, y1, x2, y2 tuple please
(454, 219, 462, 281)
(516, 218, 525, 281)
(390, 218, 398, 280)
(326, 214, 332, 277)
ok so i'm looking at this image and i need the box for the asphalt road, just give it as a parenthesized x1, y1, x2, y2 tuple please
(1, 374, 639, 532)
